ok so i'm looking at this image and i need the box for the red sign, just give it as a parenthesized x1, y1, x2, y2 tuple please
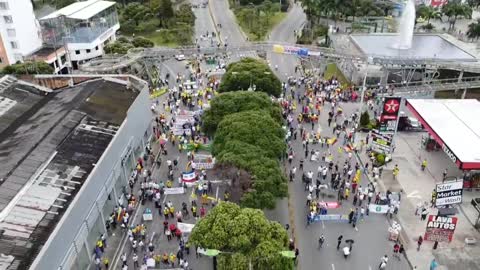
(384, 99, 400, 114)
(320, 201, 340, 209)
(430, 0, 448, 8)
(424, 215, 457, 242)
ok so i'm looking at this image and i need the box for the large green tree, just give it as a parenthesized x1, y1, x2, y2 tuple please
(122, 2, 152, 26)
(211, 109, 287, 209)
(467, 18, 480, 40)
(219, 58, 282, 97)
(442, 2, 472, 30)
(156, 0, 175, 27)
(202, 91, 282, 136)
(189, 202, 292, 270)
(417, 4, 442, 24)
(213, 111, 285, 159)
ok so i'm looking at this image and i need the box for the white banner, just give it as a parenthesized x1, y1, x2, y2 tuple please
(164, 187, 185, 195)
(369, 204, 389, 214)
(178, 222, 196, 233)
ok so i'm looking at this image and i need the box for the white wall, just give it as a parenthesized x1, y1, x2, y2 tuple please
(0, 0, 42, 63)
(66, 24, 119, 63)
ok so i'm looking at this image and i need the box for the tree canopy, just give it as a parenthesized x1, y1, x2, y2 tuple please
(213, 111, 285, 159)
(209, 107, 287, 209)
(189, 202, 292, 270)
(2, 61, 54, 75)
(219, 58, 282, 97)
(202, 91, 282, 136)
(104, 37, 154, 54)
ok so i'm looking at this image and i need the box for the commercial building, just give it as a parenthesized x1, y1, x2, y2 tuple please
(0, 0, 43, 68)
(0, 74, 152, 269)
(39, 0, 119, 70)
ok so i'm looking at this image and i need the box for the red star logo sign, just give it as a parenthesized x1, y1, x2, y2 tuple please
(384, 99, 400, 114)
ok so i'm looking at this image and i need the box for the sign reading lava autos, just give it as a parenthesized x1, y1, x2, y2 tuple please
(436, 181, 463, 207)
(379, 97, 402, 134)
(424, 215, 458, 242)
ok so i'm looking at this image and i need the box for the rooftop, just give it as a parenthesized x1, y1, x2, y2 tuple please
(0, 76, 139, 270)
(350, 34, 477, 62)
(41, 0, 115, 20)
(406, 99, 480, 170)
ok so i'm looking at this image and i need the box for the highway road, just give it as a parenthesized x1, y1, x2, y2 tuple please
(191, 0, 219, 48)
(208, 0, 246, 45)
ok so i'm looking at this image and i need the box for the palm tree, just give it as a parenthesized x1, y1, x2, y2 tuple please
(417, 5, 442, 24)
(442, 2, 472, 30)
(467, 19, 480, 40)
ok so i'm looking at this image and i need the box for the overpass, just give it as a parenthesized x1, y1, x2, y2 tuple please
(371, 76, 480, 97)
(80, 41, 480, 73)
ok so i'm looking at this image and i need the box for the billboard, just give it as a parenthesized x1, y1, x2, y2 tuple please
(371, 130, 393, 154)
(424, 215, 457, 242)
(436, 181, 463, 206)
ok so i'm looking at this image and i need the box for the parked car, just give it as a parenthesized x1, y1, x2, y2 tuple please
(175, 54, 186, 61)
(398, 115, 423, 131)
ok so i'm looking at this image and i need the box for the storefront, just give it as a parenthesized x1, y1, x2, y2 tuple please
(406, 99, 480, 187)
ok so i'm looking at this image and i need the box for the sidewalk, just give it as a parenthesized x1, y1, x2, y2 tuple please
(357, 131, 480, 270)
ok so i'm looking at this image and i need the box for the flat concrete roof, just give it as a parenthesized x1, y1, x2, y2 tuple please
(406, 99, 480, 170)
(350, 34, 477, 61)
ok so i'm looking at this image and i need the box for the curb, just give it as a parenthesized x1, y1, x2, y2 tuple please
(354, 151, 415, 270)
(207, 0, 223, 44)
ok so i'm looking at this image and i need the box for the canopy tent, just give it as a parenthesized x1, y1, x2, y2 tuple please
(406, 99, 480, 170)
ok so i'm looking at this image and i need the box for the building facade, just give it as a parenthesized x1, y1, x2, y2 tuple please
(39, 0, 119, 70)
(20, 75, 152, 270)
(0, 0, 43, 68)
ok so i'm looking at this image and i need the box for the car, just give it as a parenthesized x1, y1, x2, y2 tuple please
(175, 54, 186, 61)
(398, 115, 423, 131)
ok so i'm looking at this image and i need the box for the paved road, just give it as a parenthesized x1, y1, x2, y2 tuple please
(208, 0, 246, 45)
(191, 0, 219, 48)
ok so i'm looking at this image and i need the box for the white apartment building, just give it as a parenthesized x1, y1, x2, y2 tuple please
(0, 0, 43, 68)
(39, 0, 119, 70)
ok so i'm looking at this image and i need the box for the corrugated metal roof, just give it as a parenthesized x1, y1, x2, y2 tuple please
(41, 0, 115, 20)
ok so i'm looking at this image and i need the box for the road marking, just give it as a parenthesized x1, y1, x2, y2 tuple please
(369, 266, 372, 270)
(322, 220, 325, 229)
(407, 190, 422, 199)
(331, 263, 335, 270)
(215, 186, 219, 200)
(162, 194, 168, 204)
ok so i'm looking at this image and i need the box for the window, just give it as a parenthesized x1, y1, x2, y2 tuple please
(75, 50, 80, 55)
(3, 15, 12, 24)
(86, 49, 91, 53)
(95, 46, 99, 50)
(10, 41, 17, 49)
(6, 29, 15, 37)
(0, 57, 3, 63)
(0, 2, 8, 10)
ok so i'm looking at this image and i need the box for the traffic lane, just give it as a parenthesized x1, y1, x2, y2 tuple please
(209, 0, 246, 45)
(191, 1, 218, 47)
(269, 3, 306, 43)
(268, 52, 299, 82)
(301, 214, 410, 270)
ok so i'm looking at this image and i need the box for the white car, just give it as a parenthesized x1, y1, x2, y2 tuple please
(175, 54, 186, 61)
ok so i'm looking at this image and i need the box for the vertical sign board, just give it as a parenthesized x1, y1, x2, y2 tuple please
(424, 215, 458, 242)
(371, 130, 393, 154)
(379, 97, 402, 134)
(436, 181, 463, 207)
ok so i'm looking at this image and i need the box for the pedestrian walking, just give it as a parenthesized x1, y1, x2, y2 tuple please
(393, 242, 400, 260)
(430, 258, 438, 270)
(417, 235, 423, 251)
(337, 235, 343, 250)
(378, 255, 388, 269)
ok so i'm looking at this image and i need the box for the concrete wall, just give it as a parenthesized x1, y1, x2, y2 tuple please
(29, 76, 152, 270)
